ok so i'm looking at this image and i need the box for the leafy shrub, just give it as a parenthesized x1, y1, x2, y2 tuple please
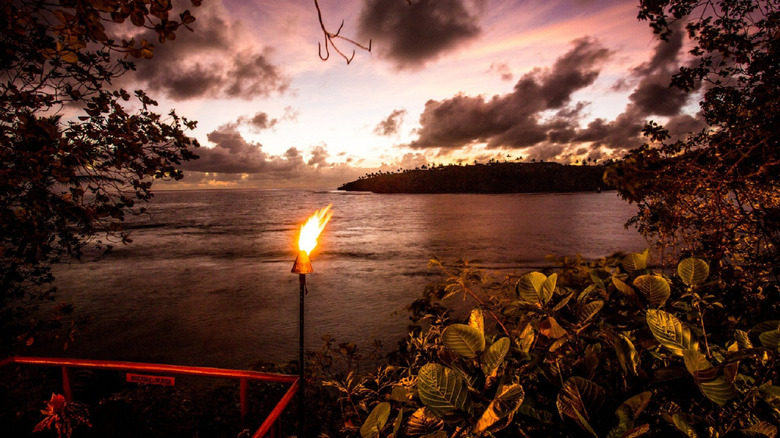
(314, 253, 780, 437)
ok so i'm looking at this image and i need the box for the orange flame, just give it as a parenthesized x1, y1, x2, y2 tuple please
(297, 204, 333, 255)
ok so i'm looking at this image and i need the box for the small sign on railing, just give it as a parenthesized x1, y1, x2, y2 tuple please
(127, 373, 175, 386)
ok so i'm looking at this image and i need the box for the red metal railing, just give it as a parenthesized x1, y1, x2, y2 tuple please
(0, 356, 299, 438)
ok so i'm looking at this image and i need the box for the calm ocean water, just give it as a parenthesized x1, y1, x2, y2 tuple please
(48, 189, 646, 369)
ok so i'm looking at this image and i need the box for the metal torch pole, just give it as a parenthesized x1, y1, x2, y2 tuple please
(298, 272, 306, 437)
(291, 249, 312, 437)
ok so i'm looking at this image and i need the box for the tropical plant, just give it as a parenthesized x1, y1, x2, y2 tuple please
(315, 253, 779, 437)
(0, 0, 201, 353)
(605, 0, 780, 282)
(33, 393, 90, 438)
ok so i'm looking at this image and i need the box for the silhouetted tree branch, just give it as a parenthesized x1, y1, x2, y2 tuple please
(314, 0, 371, 64)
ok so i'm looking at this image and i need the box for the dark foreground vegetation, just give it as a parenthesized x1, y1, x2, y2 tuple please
(338, 162, 609, 194)
(306, 253, 780, 437)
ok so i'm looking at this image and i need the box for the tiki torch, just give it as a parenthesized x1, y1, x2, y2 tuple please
(291, 203, 332, 434)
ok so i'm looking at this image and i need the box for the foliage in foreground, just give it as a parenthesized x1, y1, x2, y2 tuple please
(313, 253, 780, 437)
(0, 0, 201, 354)
(606, 0, 780, 279)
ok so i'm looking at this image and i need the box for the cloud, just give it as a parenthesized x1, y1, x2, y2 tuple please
(408, 37, 611, 150)
(246, 112, 277, 131)
(374, 109, 408, 136)
(129, 2, 290, 100)
(182, 125, 304, 174)
(625, 22, 689, 116)
(573, 25, 706, 149)
(406, 26, 706, 160)
(224, 107, 298, 133)
(177, 125, 365, 189)
(358, 0, 484, 69)
(307, 145, 330, 167)
(488, 62, 513, 81)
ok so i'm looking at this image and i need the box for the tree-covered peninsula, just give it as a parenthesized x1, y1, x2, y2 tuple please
(338, 161, 609, 193)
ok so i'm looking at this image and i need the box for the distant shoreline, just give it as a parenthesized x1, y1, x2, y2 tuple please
(338, 162, 610, 194)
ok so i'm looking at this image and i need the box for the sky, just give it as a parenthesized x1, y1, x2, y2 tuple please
(126, 0, 705, 190)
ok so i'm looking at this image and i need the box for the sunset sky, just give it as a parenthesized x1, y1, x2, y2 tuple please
(131, 0, 705, 189)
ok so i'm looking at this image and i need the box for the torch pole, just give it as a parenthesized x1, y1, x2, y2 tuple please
(298, 272, 306, 437)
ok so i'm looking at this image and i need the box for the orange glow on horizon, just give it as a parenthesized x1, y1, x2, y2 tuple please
(297, 204, 333, 255)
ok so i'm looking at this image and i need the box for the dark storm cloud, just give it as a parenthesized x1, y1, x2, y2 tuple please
(182, 126, 304, 174)
(131, 3, 290, 100)
(626, 22, 689, 116)
(574, 24, 705, 149)
(374, 109, 408, 136)
(572, 110, 645, 149)
(358, 0, 483, 69)
(408, 37, 611, 149)
(406, 25, 706, 159)
(223, 51, 290, 98)
(183, 128, 270, 173)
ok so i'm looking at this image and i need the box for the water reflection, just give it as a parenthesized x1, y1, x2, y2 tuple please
(49, 190, 645, 368)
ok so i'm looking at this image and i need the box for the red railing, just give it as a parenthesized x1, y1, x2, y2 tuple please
(0, 356, 299, 438)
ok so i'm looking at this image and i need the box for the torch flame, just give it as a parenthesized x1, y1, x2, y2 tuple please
(297, 204, 333, 256)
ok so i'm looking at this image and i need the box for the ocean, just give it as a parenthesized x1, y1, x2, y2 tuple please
(47, 189, 647, 369)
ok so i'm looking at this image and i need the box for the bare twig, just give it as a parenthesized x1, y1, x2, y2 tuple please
(314, 0, 371, 64)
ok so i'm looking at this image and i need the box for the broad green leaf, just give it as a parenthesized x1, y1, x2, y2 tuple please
(474, 383, 525, 434)
(646, 309, 698, 356)
(683, 349, 713, 375)
(745, 421, 777, 438)
(683, 350, 737, 405)
(620, 424, 651, 437)
(677, 258, 709, 287)
(543, 273, 558, 302)
(735, 330, 753, 349)
(622, 249, 648, 274)
(670, 413, 698, 438)
(517, 402, 554, 424)
(759, 384, 780, 410)
(633, 275, 671, 308)
(578, 284, 598, 302)
(750, 320, 780, 337)
(700, 377, 738, 405)
(607, 391, 652, 438)
(390, 385, 410, 402)
(759, 383, 780, 399)
(590, 269, 608, 289)
(552, 290, 575, 311)
(405, 408, 443, 436)
(578, 300, 604, 326)
(613, 333, 640, 375)
(619, 391, 651, 419)
(481, 337, 510, 378)
(516, 272, 550, 304)
(557, 376, 606, 437)
(759, 330, 780, 349)
(612, 276, 636, 297)
(360, 402, 391, 438)
(540, 316, 567, 339)
(468, 308, 484, 335)
(451, 363, 479, 391)
(417, 363, 471, 418)
(442, 323, 485, 358)
(515, 324, 535, 355)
